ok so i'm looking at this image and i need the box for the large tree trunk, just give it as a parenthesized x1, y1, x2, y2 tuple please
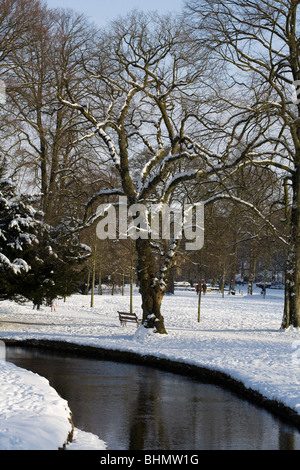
(281, 167, 300, 328)
(136, 238, 167, 334)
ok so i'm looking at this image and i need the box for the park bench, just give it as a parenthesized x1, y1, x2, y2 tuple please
(118, 311, 142, 327)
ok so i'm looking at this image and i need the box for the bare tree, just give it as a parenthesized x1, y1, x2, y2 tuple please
(185, 0, 300, 327)
(0, 0, 45, 173)
(59, 12, 216, 333)
(0, 0, 42, 64)
(2, 6, 103, 224)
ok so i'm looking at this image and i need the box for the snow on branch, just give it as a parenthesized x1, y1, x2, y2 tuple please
(139, 151, 198, 200)
(96, 126, 121, 169)
(83, 188, 125, 223)
(0, 253, 30, 274)
(158, 239, 181, 291)
(58, 94, 121, 170)
(163, 169, 203, 200)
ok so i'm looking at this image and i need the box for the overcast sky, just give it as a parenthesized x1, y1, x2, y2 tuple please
(45, 0, 185, 27)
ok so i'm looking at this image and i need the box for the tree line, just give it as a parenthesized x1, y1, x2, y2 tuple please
(0, 0, 298, 332)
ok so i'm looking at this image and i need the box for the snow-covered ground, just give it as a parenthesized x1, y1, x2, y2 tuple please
(0, 285, 299, 450)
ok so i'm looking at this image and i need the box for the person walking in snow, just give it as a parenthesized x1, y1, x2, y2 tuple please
(51, 299, 57, 312)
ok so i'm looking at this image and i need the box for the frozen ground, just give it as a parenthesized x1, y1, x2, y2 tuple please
(0, 285, 299, 450)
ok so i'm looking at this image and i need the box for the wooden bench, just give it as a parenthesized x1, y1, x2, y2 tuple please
(118, 311, 142, 327)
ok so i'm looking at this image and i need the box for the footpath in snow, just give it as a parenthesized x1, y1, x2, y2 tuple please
(0, 285, 300, 450)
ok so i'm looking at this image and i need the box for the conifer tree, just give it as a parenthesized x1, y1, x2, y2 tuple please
(0, 175, 90, 304)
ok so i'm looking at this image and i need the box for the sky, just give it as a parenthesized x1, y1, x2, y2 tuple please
(45, 0, 185, 27)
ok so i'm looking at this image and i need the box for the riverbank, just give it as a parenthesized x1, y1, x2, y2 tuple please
(0, 286, 300, 449)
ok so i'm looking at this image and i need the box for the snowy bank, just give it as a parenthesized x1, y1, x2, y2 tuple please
(0, 360, 72, 450)
(0, 356, 107, 450)
(0, 286, 300, 449)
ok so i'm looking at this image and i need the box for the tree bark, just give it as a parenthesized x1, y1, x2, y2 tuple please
(136, 238, 167, 334)
(282, 166, 300, 328)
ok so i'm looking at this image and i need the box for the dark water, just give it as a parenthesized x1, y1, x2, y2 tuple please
(6, 346, 300, 450)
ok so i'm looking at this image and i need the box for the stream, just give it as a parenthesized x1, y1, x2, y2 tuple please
(6, 345, 300, 450)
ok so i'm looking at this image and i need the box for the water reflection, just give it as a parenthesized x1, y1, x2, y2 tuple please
(6, 346, 300, 450)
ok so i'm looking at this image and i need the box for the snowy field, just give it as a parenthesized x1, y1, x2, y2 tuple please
(0, 285, 300, 450)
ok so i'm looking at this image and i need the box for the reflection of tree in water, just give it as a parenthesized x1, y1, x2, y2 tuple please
(127, 372, 299, 451)
(128, 372, 170, 450)
(279, 426, 295, 450)
(7, 348, 300, 450)
(127, 372, 228, 450)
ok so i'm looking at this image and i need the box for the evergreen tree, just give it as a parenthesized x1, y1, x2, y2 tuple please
(15, 227, 90, 307)
(0, 177, 42, 299)
(0, 176, 90, 304)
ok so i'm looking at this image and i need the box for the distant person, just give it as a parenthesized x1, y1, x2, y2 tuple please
(51, 299, 57, 312)
(202, 281, 207, 294)
(196, 283, 200, 295)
